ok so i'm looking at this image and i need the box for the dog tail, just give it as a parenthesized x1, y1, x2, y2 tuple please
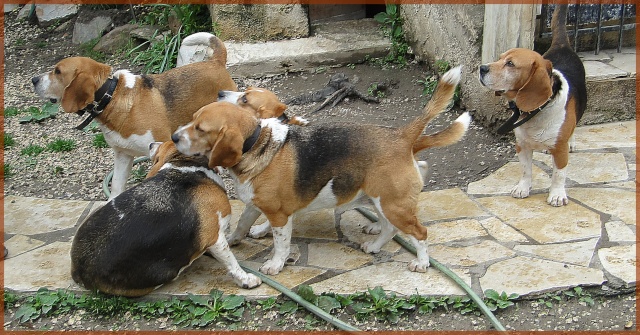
(177, 32, 228, 67)
(412, 112, 471, 153)
(402, 66, 462, 148)
(550, 5, 571, 49)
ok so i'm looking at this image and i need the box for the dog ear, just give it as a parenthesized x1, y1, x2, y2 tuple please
(61, 72, 97, 114)
(148, 142, 163, 160)
(515, 59, 553, 112)
(208, 126, 244, 168)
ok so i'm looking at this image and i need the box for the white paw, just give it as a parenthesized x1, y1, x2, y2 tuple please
(248, 222, 271, 239)
(226, 234, 242, 246)
(236, 273, 262, 289)
(362, 222, 381, 235)
(259, 259, 284, 275)
(408, 259, 429, 272)
(547, 189, 568, 206)
(361, 241, 380, 254)
(511, 182, 531, 199)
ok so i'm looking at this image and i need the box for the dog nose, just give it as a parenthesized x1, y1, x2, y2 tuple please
(31, 76, 40, 86)
(479, 65, 489, 76)
(171, 133, 180, 143)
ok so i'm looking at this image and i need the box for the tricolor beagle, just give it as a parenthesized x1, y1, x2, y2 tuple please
(479, 5, 587, 206)
(172, 67, 469, 275)
(32, 33, 237, 199)
(70, 141, 261, 297)
(218, 86, 309, 126)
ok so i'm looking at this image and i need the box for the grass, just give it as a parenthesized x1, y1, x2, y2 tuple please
(21, 144, 46, 157)
(46, 138, 77, 153)
(92, 133, 109, 148)
(79, 38, 107, 62)
(3, 163, 15, 178)
(4, 106, 22, 117)
(4, 133, 15, 148)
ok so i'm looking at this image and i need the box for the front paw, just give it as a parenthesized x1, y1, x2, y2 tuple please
(361, 241, 380, 254)
(511, 182, 531, 198)
(227, 234, 243, 246)
(362, 222, 381, 235)
(408, 259, 429, 272)
(248, 222, 271, 239)
(236, 273, 262, 289)
(547, 189, 568, 206)
(259, 259, 284, 275)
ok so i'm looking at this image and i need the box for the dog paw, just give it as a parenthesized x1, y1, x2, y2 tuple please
(248, 222, 271, 239)
(408, 259, 430, 272)
(239, 273, 262, 289)
(227, 234, 243, 246)
(547, 190, 568, 207)
(362, 222, 381, 235)
(259, 259, 284, 275)
(361, 241, 381, 254)
(510, 183, 531, 199)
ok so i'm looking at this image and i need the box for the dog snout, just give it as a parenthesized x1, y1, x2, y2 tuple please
(31, 76, 40, 86)
(479, 65, 489, 77)
(171, 133, 180, 143)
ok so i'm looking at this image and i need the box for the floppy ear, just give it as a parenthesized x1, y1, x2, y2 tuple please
(208, 126, 244, 168)
(257, 101, 287, 118)
(61, 72, 98, 114)
(515, 59, 553, 112)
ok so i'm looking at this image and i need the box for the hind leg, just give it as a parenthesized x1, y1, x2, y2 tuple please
(361, 203, 397, 253)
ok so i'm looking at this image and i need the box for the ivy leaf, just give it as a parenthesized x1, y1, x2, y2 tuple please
(317, 296, 340, 314)
(221, 295, 244, 310)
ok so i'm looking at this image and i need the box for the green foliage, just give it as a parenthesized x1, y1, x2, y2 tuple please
(93, 133, 109, 148)
(79, 38, 107, 62)
(46, 138, 77, 153)
(4, 133, 15, 148)
(351, 286, 414, 324)
(3, 163, 15, 178)
(278, 300, 299, 315)
(18, 102, 59, 123)
(367, 83, 386, 98)
(418, 59, 461, 106)
(408, 294, 449, 314)
(129, 165, 148, 183)
(256, 296, 278, 310)
(4, 106, 22, 117)
(484, 289, 519, 311)
(562, 287, 595, 306)
(374, 4, 410, 67)
(21, 144, 46, 157)
(176, 290, 245, 327)
(128, 30, 180, 74)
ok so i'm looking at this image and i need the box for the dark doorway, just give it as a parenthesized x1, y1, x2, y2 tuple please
(308, 4, 386, 25)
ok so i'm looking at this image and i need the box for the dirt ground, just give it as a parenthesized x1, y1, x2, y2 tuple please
(2, 7, 636, 332)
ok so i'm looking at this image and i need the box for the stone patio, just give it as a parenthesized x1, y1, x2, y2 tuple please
(4, 120, 636, 300)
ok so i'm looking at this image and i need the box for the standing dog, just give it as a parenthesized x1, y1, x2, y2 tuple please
(172, 67, 469, 275)
(70, 141, 261, 297)
(32, 33, 237, 198)
(479, 5, 587, 206)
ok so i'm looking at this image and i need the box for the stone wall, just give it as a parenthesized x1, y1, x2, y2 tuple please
(208, 4, 309, 41)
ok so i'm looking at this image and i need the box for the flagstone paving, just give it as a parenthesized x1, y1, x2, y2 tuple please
(3, 120, 636, 299)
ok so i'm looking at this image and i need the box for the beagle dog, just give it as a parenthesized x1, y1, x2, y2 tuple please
(218, 86, 309, 126)
(32, 33, 237, 199)
(70, 141, 261, 297)
(172, 67, 469, 275)
(478, 5, 587, 206)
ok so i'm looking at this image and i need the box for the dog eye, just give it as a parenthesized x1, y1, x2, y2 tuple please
(505, 60, 515, 67)
(241, 95, 248, 104)
(194, 125, 203, 132)
(54, 67, 61, 74)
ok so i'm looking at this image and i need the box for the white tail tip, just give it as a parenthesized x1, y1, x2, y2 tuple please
(441, 65, 463, 86)
(455, 112, 472, 129)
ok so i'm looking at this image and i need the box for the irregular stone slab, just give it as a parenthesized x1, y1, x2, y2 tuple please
(514, 238, 598, 267)
(307, 242, 372, 270)
(156, 260, 324, 298)
(4, 241, 81, 292)
(467, 162, 550, 195)
(573, 121, 636, 150)
(429, 219, 487, 244)
(534, 152, 628, 184)
(4, 196, 90, 235)
(608, 52, 636, 77)
(4, 4, 20, 13)
(4, 234, 45, 259)
(93, 24, 140, 54)
(570, 188, 636, 225)
(33, 4, 78, 26)
(416, 188, 487, 222)
(605, 221, 636, 242)
(480, 256, 605, 296)
(480, 217, 528, 243)
(430, 240, 516, 267)
(310, 261, 470, 296)
(293, 208, 338, 240)
(476, 194, 601, 244)
(338, 210, 402, 254)
(607, 181, 636, 191)
(583, 60, 628, 80)
(598, 245, 636, 286)
(72, 15, 113, 44)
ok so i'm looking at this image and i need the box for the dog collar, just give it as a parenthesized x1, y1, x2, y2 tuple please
(277, 114, 290, 123)
(75, 77, 119, 130)
(242, 125, 262, 153)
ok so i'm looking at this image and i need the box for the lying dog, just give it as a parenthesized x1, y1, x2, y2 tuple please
(478, 5, 587, 206)
(32, 33, 237, 199)
(172, 67, 469, 275)
(70, 141, 261, 297)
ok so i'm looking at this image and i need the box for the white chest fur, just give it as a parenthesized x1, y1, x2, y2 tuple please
(99, 124, 156, 157)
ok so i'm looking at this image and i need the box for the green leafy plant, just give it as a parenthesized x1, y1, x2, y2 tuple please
(52, 166, 64, 176)
(374, 4, 410, 67)
(408, 294, 449, 314)
(4, 106, 22, 117)
(21, 144, 46, 157)
(367, 83, 386, 98)
(297, 285, 341, 314)
(178, 290, 245, 327)
(418, 59, 461, 106)
(18, 102, 59, 123)
(4, 133, 15, 148)
(3, 163, 15, 179)
(93, 133, 109, 148)
(278, 300, 299, 315)
(351, 286, 413, 324)
(129, 165, 148, 183)
(483, 289, 519, 312)
(563, 287, 595, 306)
(79, 37, 107, 62)
(46, 138, 76, 153)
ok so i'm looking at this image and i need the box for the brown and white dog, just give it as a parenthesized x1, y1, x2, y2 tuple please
(218, 86, 309, 126)
(478, 5, 587, 206)
(171, 67, 469, 275)
(32, 33, 237, 199)
(70, 141, 261, 297)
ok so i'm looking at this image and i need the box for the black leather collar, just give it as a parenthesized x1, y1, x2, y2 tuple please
(75, 77, 118, 130)
(242, 124, 262, 153)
